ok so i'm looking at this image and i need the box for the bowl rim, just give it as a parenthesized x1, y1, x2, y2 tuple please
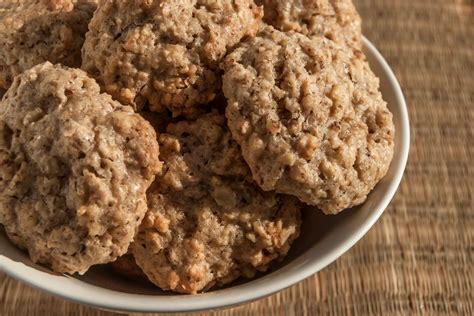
(0, 37, 410, 313)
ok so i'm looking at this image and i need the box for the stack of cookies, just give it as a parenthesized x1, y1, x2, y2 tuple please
(0, 0, 394, 294)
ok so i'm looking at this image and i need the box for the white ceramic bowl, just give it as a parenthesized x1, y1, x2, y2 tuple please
(0, 37, 410, 313)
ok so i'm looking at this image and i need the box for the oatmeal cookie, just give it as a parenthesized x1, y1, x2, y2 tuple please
(256, 0, 362, 50)
(222, 27, 394, 214)
(81, 0, 262, 116)
(0, 0, 97, 89)
(132, 112, 301, 294)
(0, 62, 162, 274)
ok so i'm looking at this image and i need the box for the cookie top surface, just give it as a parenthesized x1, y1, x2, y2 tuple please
(256, 0, 362, 50)
(222, 27, 394, 214)
(0, 62, 162, 274)
(0, 0, 97, 89)
(132, 112, 301, 294)
(81, 0, 262, 116)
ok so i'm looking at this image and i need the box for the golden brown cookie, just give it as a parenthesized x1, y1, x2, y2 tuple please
(132, 112, 301, 294)
(81, 0, 262, 116)
(0, 62, 162, 274)
(223, 27, 394, 214)
(0, 0, 97, 89)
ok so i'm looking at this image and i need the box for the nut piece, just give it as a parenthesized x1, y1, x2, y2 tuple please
(0, 0, 97, 89)
(0, 62, 162, 274)
(223, 27, 394, 214)
(82, 0, 263, 116)
(132, 112, 301, 294)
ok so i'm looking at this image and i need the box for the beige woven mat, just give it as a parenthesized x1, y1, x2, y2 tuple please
(1, 0, 473, 315)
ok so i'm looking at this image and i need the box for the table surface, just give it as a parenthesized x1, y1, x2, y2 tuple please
(1, 0, 473, 315)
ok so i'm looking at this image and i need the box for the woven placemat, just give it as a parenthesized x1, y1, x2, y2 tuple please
(1, 0, 473, 315)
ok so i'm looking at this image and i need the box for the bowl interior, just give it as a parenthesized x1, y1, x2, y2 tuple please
(0, 38, 409, 313)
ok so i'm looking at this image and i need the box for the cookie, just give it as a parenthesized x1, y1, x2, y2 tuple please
(132, 112, 301, 294)
(81, 0, 262, 116)
(0, 62, 162, 274)
(256, 0, 362, 50)
(0, 0, 97, 89)
(222, 27, 395, 214)
(110, 253, 148, 281)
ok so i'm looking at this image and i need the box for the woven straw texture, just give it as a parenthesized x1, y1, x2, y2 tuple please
(1, 0, 473, 315)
